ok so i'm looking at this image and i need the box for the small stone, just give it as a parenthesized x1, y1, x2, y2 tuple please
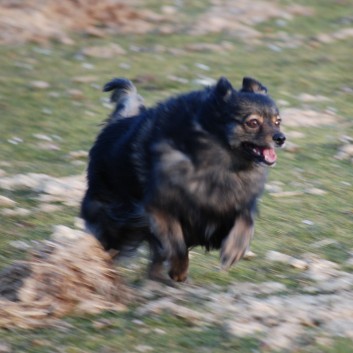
(270, 191, 304, 198)
(185, 42, 234, 52)
(284, 142, 300, 153)
(302, 220, 314, 225)
(7, 137, 23, 145)
(333, 27, 353, 40)
(135, 345, 153, 353)
(289, 258, 309, 270)
(285, 131, 305, 139)
(82, 44, 126, 59)
(48, 91, 61, 98)
(137, 298, 207, 325)
(9, 240, 31, 251)
(132, 319, 145, 326)
(305, 258, 340, 282)
(281, 108, 337, 127)
(261, 322, 303, 351)
(2, 207, 31, 217)
(36, 142, 60, 151)
(74, 217, 85, 230)
(193, 77, 216, 86)
(315, 337, 333, 348)
(339, 135, 353, 144)
(243, 250, 257, 260)
(119, 62, 131, 70)
(67, 89, 84, 100)
(72, 76, 98, 84)
(195, 63, 210, 71)
(325, 319, 353, 339)
(298, 93, 330, 102)
(82, 62, 95, 70)
(30, 339, 51, 347)
(37, 203, 63, 213)
(68, 150, 88, 159)
(92, 319, 113, 329)
(250, 300, 279, 319)
(168, 75, 189, 84)
(224, 320, 265, 337)
(33, 134, 53, 141)
(266, 182, 283, 194)
(311, 238, 338, 248)
(260, 282, 287, 295)
(0, 195, 16, 207)
(266, 250, 292, 264)
(0, 342, 11, 353)
(84, 26, 106, 38)
(30, 81, 50, 89)
(51, 225, 86, 242)
(302, 286, 319, 294)
(317, 275, 353, 293)
(40, 180, 67, 195)
(71, 160, 86, 166)
(305, 188, 327, 196)
(42, 108, 52, 115)
(161, 5, 177, 15)
(316, 33, 334, 44)
(340, 144, 353, 155)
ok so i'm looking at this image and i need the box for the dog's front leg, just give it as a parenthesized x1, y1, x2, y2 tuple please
(220, 212, 254, 269)
(148, 209, 189, 282)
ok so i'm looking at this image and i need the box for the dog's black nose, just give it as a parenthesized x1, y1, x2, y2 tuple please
(273, 132, 286, 146)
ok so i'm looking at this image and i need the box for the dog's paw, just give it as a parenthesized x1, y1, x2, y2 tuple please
(220, 247, 247, 270)
(168, 269, 188, 283)
(220, 217, 254, 270)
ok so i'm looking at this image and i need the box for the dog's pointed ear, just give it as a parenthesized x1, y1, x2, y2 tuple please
(214, 77, 233, 101)
(241, 77, 267, 95)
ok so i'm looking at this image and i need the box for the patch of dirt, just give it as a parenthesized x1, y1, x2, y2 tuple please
(0, 0, 314, 45)
(189, 1, 313, 41)
(137, 253, 353, 351)
(282, 108, 338, 127)
(0, 227, 130, 329)
(0, 0, 170, 45)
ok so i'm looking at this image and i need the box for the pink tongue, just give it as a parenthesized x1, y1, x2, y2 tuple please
(263, 148, 277, 164)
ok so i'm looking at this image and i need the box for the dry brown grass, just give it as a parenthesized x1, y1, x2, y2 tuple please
(0, 0, 165, 44)
(0, 228, 130, 329)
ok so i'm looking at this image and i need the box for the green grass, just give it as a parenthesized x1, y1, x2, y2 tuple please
(1, 0, 353, 352)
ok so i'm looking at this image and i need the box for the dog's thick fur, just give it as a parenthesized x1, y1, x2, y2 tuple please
(81, 76, 286, 282)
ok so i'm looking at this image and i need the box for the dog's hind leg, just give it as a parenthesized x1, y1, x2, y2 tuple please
(148, 209, 189, 282)
(147, 234, 168, 282)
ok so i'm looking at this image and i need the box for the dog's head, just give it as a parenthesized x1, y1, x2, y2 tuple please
(202, 77, 286, 167)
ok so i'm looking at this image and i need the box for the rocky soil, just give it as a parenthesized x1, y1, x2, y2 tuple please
(0, 154, 353, 350)
(1, 2, 353, 350)
(2, 0, 352, 50)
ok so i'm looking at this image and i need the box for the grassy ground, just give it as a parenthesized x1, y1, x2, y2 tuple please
(1, 0, 353, 352)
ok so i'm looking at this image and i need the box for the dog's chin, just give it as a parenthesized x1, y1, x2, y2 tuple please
(241, 142, 277, 167)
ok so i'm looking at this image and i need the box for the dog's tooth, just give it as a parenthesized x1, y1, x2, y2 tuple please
(253, 147, 261, 156)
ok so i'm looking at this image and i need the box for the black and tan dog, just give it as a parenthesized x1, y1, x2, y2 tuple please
(81, 76, 286, 282)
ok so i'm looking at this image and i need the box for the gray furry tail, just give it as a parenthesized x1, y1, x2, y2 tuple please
(103, 78, 145, 122)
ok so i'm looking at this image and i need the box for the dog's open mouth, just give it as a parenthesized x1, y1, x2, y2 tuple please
(242, 142, 277, 166)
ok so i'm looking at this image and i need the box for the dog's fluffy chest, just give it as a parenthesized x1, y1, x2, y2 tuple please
(152, 141, 267, 213)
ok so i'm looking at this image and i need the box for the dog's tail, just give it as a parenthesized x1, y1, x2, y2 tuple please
(103, 78, 145, 123)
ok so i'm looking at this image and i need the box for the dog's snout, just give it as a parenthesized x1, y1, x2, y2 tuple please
(273, 132, 286, 146)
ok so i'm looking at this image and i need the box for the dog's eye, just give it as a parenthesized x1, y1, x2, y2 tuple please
(246, 119, 260, 128)
(274, 119, 281, 127)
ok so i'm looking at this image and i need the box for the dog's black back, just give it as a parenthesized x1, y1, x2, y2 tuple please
(81, 77, 285, 282)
